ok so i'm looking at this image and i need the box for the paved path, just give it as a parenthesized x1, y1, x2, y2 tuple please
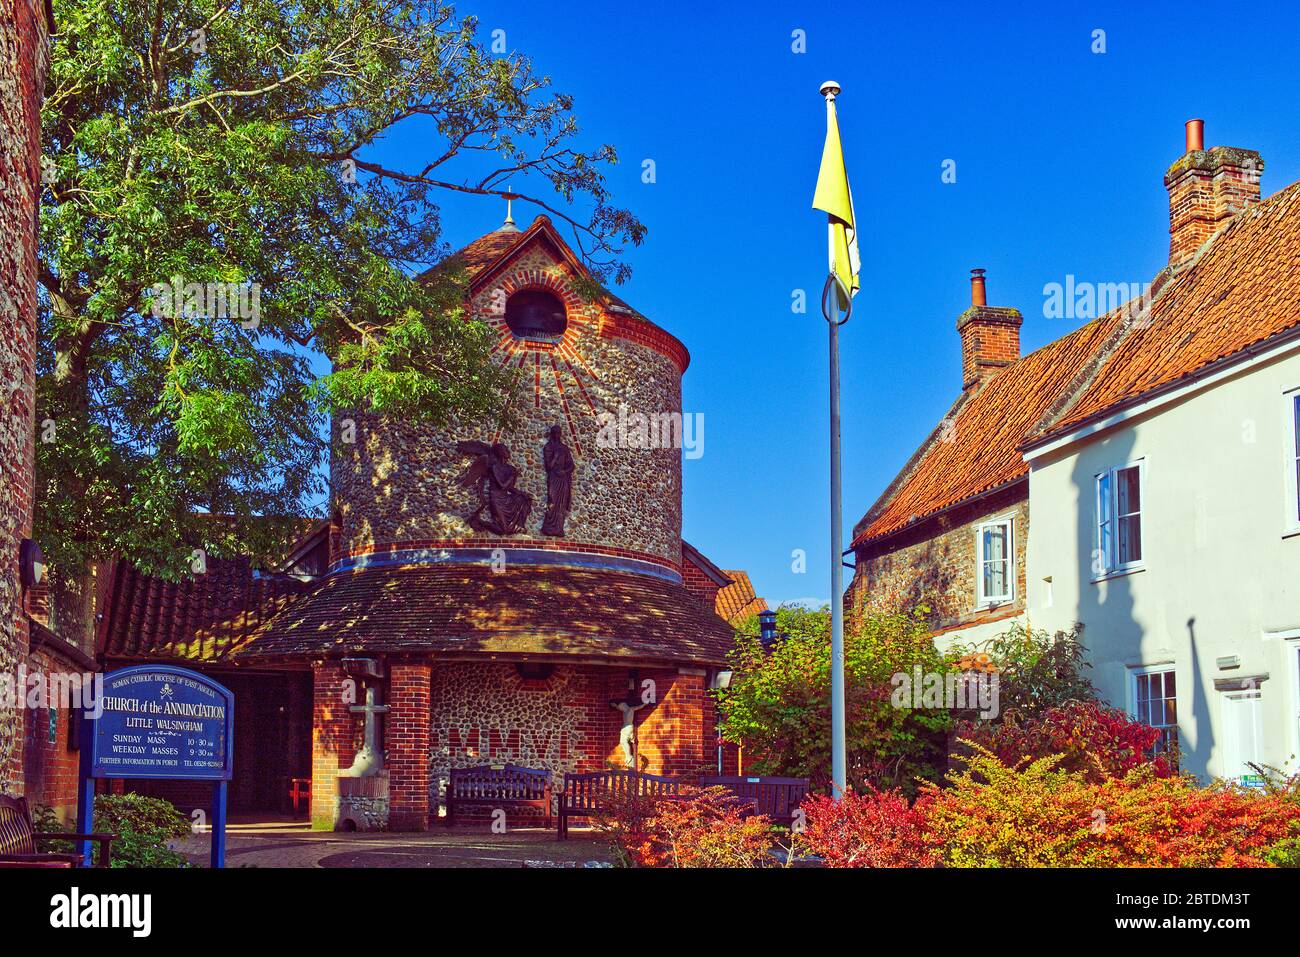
(172, 824, 614, 868)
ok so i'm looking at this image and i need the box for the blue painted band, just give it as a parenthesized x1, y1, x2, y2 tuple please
(330, 546, 684, 584)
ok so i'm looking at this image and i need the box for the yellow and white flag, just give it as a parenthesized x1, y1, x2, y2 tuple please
(812, 93, 860, 311)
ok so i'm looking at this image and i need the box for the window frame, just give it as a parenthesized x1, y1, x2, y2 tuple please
(1094, 458, 1147, 580)
(1283, 633, 1300, 775)
(975, 516, 1014, 607)
(1129, 664, 1179, 757)
(1284, 387, 1300, 536)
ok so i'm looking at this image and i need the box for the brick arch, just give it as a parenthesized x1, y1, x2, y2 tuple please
(486, 265, 601, 356)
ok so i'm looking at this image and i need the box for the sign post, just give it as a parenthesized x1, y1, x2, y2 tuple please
(77, 665, 234, 867)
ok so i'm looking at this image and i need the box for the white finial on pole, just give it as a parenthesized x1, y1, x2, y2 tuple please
(820, 79, 841, 100)
(501, 189, 519, 232)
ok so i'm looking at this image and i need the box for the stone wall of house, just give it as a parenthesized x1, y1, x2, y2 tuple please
(1, 0, 51, 796)
(332, 243, 686, 568)
(848, 484, 1029, 636)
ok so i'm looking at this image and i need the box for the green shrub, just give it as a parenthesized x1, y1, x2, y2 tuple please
(716, 604, 952, 795)
(975, 623, 1096, 718)
(37, 793, 193, 868)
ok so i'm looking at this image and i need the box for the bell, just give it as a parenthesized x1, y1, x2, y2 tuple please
(505, 290, 567, 338)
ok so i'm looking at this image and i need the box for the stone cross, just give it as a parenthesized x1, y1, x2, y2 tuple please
(340, 682, 390, 778)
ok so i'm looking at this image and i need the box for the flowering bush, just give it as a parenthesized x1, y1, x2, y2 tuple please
(919, 748, 1099, 867)
(597, 786, 776, 868)
(919, 745, 1300, 867)
(798, 788, 935, 867)
(956, 700, 1177, 783)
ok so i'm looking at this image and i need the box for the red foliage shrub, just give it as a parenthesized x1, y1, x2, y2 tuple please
(921, 746, 1300, 867)
(597, 786, 776, 868)
(1089, 772, 1300, 867)
(956, 700, 1176, 783)
(798, 788, 936, 867)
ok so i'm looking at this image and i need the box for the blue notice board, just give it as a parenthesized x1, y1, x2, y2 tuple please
(79, 665, 234, 866)
(89, 665, 234, 780)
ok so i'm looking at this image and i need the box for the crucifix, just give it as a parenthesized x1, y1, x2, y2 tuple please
(608, 674, 651, 769)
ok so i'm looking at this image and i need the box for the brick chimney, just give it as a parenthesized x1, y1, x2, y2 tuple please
(957, 269, 1022, 391)
(1164, 119, 1264, 267)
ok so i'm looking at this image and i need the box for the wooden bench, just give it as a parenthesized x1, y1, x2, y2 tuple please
(700, 776, 810, 827)
(558, 770, 686, 839)
(445, 765, 553, 829)
(0, 795, 115, 868)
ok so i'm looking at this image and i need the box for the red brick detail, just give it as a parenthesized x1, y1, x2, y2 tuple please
(635, 670, 712, 777)
(20, 648, 83, 820)
(310, 662, 359, 829)
(598, 313, 690, 374)
(680, 557, 722, 609)
(386, 662, 431, 831)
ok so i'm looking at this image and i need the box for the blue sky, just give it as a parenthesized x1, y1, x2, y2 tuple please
(365, 0, 1300, 606)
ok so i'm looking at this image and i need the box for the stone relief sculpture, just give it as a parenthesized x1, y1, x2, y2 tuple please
(456, 440, 532, 535)
(540, 424, 575, 537)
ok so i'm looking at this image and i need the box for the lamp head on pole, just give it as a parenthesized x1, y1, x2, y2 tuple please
(819, 80, 841, 100)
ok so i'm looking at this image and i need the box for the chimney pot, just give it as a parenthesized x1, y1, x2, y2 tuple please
(1164, 120, 1263, 268)
(956, 271, 1021, 391)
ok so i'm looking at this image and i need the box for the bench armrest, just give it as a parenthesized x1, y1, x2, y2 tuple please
(36, 832, 116, 842)
(34, 832, 116, 867)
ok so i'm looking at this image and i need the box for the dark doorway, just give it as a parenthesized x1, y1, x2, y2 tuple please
(225, 671, 312, 813)
(128, 669, 311, 816)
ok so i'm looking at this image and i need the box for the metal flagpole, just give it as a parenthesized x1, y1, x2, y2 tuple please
(819, 81, 849, 800)
(823, 277, 849, 799)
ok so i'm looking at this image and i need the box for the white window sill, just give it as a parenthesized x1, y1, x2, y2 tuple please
(1091, 565, 1146, 585)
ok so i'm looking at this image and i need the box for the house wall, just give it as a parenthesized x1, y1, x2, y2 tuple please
(848, 483, 1028, 650)
(0, 0, 51, 796)
(1026, 345, 1300, 781)
(20, 647, 83, 821)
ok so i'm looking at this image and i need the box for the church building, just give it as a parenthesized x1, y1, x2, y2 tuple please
(89, 212, 752, 830)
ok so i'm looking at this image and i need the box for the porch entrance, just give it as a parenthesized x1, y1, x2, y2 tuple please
(128, 669, 312, 816)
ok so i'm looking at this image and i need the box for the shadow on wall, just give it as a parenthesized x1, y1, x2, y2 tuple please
(1069, 429, 1204, 771)
(852, 539, 959, 629)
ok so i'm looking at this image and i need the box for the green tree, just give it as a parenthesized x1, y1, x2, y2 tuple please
(715, 605, 952, 796)
(37, 0, 644, 641)
(976, 622, 1096, 718)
